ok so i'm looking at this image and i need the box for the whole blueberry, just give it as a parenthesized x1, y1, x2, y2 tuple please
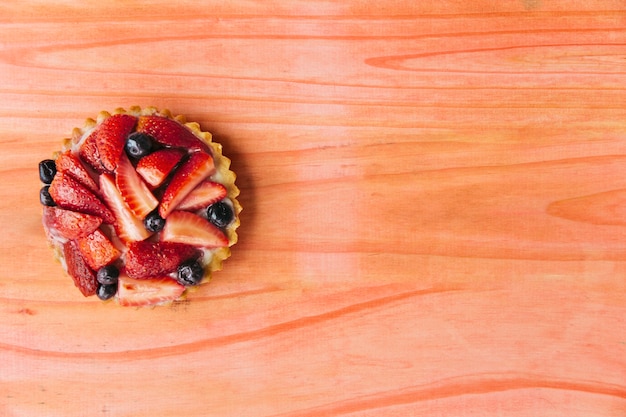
(125, 132, 154, 159)
(38, 159, 56, 184)
(144, 209, 166, 232)
(39, 186, 56, 206)
(97, 283, 117, 301)
(177, 259, 204, 286)
(97, 265, 119, 285)
(207, 201, 234, 228)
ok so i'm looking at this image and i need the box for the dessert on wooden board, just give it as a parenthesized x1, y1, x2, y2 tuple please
(39, 106, 241, 306)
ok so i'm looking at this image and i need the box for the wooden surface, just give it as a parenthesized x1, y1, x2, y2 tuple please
(1, 1, 626, 415)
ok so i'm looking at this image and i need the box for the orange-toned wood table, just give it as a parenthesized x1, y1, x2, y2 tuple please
(1, 1, 625, 416)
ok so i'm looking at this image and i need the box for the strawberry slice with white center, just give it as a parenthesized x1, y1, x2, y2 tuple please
(117, 274, 185, 307)
(159, 151, 215, 218)
(176, 181, 227, 211)
(115, 153, 159, 219)
(162, 210, 229, 248)
(100, 173, 151, 242)
(135, 148, 185, 188)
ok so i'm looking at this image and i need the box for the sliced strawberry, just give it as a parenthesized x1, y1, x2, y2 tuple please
(136, 115, 210, 152)
(42, 206, 102, 240)
(125, 241, 200, 279)
(115, 153, 159, 219)
(162, 211, 229, 248)
(76, 229, 121, 271)
(63, 240, 98, 297)
(49, 172, 115, 224)
(135, 148, 185, 188)
(93, 114, 137, 172)
(55, 150, 99, 194)
(99, 173, 152, 242)
(176, 181, 227, 211)
(117, 274, 185, 307)
(79, 131, 106, 173)
(159, 152, 215, 218)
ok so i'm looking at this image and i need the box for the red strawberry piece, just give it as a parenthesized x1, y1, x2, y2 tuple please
(78, 131, 106, 173)
(93, 113, 137, 172)
(136, 115, 210, 152)
(125, 241, 200, 279)
(115, 153, 159, 219)
(162, 211, 229, 248)
(42, 206, 102, 240)
(63, 240, 98, 297)
(135, 148, 185, 188)
(49, 172, 115, 224)
(176, 181, 227, 211)
(76, 229, 121, 271)
(159, 151, 215, 218)
(117, 274, 185, 307)
(55, 150, 99, 194)
(99, 173, 152, 242)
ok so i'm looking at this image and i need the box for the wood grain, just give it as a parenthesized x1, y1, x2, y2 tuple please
(1, 1, 626, 416)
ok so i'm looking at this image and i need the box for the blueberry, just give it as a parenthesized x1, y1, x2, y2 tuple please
(177, 259, 204, 286)
(97, 265, 119, 285)
(144, 209, 166, 232)
(38, 159, 56, 184)
(97, 283, 117, 301)
(125, 132, 154, 159)
(39, 186, 56, 206)
(207, 201, 234, 228)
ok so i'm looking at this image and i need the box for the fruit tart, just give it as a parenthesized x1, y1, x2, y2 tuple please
(39, 107, 241, 306)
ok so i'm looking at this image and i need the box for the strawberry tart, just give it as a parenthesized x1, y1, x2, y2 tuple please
(39, 107, 241, 306)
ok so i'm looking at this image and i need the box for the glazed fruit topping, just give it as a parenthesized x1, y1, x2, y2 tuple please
(177, 181, 227, 211)
(117, 275, 185, 307)
(41, 111, 235, 305)
(125, 241, 201, 279)
(159, 151, 215, 218)
(79, 131, 106, 173)
(93, 114, 137, 172)
(43, 206, 102, 240)
(63, 240, 98, 297)
(125, 132, 154, 159)
(49, 172, 115, 223)
(162, 210, 229, 248)
(177, 259, 204, 286)
(207, 201, 234, 229)
(39, 159, 56, 184)
(144, 209, 166, 233)
(96, 265, 119, 299)
(115, 153, 159, 219)
(76, 229, 121, 271)
(55, 150, 99, 194)
(40, 186, 56, 207)
(136, 115, 210, 153)
(99, 173, 152, 242)
(97, 283, 117, 301)
(136, 148, 185, 188)
(97, 265, 120, 286)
